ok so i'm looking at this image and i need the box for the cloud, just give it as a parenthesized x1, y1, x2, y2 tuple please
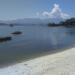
(38, 4, 70, 19)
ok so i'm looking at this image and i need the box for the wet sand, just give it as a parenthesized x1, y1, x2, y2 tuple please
(0, 47, 75, 75)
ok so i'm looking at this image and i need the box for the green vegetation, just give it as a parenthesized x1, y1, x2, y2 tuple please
(61, 18, 75, 27)
(48, 18, 75, 27)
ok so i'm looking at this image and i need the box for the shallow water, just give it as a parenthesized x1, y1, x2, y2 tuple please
(0, 25, 75, 66)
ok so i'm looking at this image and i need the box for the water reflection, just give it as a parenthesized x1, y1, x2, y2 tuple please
(0, 26, 75, 66)
(66, 28, 75, 35)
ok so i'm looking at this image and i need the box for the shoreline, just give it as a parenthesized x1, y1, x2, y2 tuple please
(0, 47, 75, 75)
(0, 44, 74, 68)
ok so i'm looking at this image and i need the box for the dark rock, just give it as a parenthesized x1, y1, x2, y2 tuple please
(11, 31, 22, 35)
(0, 37, 12, 42)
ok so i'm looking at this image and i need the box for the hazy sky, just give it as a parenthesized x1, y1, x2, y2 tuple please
(0, 0, 74, 20)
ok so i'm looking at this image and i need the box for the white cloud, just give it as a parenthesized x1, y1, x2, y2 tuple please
(38, 4, 70, 19)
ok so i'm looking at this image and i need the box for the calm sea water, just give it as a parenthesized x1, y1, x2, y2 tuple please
(0, 25, 75, 66)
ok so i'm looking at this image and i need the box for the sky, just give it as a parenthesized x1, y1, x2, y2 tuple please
(0, 0, 74, 20)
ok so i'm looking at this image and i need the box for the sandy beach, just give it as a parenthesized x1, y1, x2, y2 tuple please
(0, 47, 75, 75)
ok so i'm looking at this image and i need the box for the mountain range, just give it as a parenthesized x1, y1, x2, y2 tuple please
(0, 17, 65, 25)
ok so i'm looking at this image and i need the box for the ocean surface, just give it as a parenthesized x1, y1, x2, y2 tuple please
(0, 25, 75, 66)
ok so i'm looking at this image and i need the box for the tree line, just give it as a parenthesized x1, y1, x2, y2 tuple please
(48, 18, 75, 27)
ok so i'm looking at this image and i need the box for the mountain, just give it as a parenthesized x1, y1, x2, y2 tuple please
(0, 4, 70, 25)
(0, 18, 66, 26)
(10, 18, 43, 25)
(8, 18, 65, 24)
